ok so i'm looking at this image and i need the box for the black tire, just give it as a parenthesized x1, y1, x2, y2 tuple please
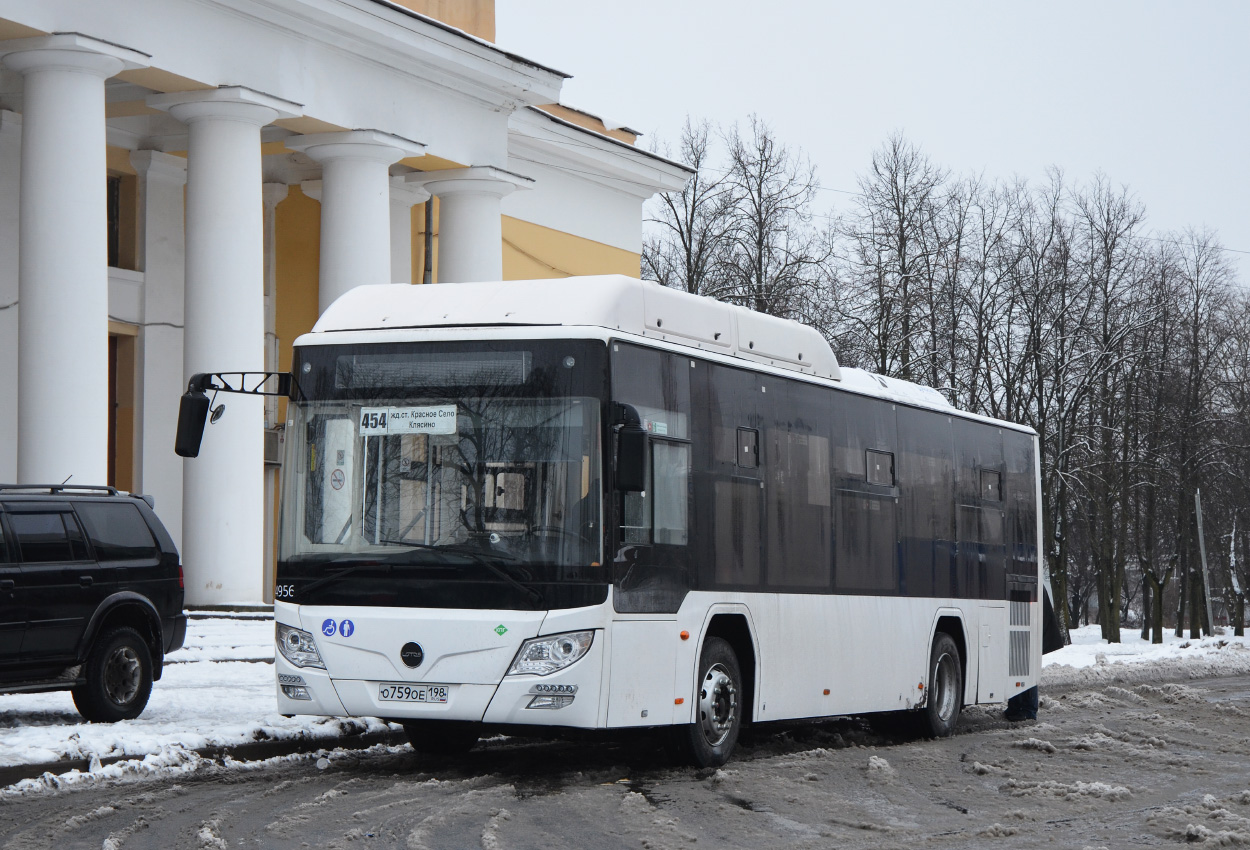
(403, 720, 479, 755)
(72, 626, 154, 722)
(915, 632, 963, 738)
(675, 637, 743, 768)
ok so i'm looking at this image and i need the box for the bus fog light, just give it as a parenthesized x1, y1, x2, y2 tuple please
(282, 684, 312, 700)
(507, 631, 594, 676)
(277, 624, 326, 669)
(526, 694, 575, 710)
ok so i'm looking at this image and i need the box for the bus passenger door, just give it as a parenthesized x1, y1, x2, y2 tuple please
(610, 343, 693, 615)
(977, 604, 1007, 703)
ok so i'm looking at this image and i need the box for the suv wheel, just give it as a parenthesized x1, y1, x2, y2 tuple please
(72, 627, 154, 722)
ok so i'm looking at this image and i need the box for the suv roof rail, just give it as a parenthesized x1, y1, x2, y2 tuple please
(0, 484, 121, 495)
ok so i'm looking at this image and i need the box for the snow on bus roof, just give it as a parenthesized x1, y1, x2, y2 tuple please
(837, 367, 954, 411)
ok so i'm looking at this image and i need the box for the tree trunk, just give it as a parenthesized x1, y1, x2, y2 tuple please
(1150, 575, 1168, 644)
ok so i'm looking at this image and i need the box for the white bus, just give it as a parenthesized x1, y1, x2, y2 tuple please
(179, 275, 1043, 767)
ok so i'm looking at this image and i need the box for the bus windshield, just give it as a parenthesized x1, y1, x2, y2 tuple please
(278, 340, 608, 610)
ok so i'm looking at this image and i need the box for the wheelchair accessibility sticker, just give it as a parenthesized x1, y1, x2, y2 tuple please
(322, 619, 336, 637)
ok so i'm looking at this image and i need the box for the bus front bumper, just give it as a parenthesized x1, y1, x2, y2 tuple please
(275, 638, 604, 728)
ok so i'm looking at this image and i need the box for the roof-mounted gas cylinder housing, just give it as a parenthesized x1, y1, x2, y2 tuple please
(311, 275, 842, 381)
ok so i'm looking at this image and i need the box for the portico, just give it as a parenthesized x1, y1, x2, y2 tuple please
(0, 0, 692, 605)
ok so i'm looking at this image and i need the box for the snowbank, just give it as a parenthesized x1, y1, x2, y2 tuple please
(1042, 624, 1250, 687)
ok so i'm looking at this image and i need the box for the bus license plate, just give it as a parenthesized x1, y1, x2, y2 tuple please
(378, 683, 449, 703)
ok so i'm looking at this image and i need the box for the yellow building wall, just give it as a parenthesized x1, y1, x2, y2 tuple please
(275, 195, 640, 356)
(502, 216, 640, 280)
(274, 186, 322, 394)
(388, 0, 494, 41)
(411, 196, 440, 284)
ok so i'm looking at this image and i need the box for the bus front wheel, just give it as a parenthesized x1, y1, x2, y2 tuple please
(915, 632, 963, 738)
(675, 637, 743, 768)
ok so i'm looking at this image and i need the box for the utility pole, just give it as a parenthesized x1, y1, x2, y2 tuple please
(1231, 520, 1244, 637)
(1195, 489, 1216, 636)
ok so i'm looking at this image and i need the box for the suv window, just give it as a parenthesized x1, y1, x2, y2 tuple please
(76, 502, 158, 561)
(9, 511, 89, 562)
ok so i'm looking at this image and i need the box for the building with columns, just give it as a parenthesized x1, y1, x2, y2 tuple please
(0, 0, 691, 606)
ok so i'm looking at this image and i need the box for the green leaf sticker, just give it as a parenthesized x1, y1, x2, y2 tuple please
(494, 624, 508, 636)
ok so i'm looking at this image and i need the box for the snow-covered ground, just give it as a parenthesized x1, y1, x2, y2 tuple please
(3, 617, 1250, 796)
(0, 615, 392, 778)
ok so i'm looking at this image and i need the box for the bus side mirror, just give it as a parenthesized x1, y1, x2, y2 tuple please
(174, 389, 211, 458)
(615, 403, 648, 493)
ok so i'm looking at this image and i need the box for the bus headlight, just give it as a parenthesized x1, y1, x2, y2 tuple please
(277, 624, 326, 669)
(506, 630, 594, 676)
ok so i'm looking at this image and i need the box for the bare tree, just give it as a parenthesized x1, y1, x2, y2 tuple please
(716, 115, 831, 324)
(643, 118, 735, 296)
(839, 133, 951, 381)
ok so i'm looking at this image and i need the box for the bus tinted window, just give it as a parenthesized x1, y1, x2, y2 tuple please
(764, 380, 832, 590)
(897, 407, 955, 598)
(833, 392, 898, 593)
(714, 479, 761, 586)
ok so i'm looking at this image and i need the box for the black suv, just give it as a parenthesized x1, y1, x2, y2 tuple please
(0, 485, 186, 722)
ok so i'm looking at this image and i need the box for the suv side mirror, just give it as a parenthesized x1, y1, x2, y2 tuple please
(614, 403, 648, 493)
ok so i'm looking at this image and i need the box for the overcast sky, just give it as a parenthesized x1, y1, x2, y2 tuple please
(497, 1, 1249, 282)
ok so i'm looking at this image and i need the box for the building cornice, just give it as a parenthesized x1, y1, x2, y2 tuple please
(508, 106, 692, 200)
(206, 0, 566, 111)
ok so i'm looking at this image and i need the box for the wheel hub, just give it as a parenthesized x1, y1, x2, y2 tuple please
(103, 646, 141, 706)
(932, 652, 958, 722)
(698, 663, 737, 746)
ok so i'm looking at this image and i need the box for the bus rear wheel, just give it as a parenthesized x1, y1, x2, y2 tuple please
(675, 637, 742, 768)
(915, 632, 963, 738)
(403, 720, 479, 755)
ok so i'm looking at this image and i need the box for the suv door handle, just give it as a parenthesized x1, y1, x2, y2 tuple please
(0, 579, 13, 592)
(79, 575, 94, 587)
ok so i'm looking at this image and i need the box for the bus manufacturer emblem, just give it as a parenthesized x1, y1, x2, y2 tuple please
(400, 642, 424, 668)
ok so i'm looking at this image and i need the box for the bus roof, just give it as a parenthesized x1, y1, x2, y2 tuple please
(306, 276, 1037, 429)
(312, 276, 841, 380)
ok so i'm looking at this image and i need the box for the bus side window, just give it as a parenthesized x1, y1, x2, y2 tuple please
(652, 441, 690, 545)
(737, 429, 758, 468)
(622, 472, 651, 544)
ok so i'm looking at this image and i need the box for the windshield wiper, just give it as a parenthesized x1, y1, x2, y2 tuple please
(379, 540, 544, 608)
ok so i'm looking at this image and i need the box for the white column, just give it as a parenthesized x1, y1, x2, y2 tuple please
(408, 167, 532, 283)
(0, 34, 147, 485)
(390, 177, 430, 285)
(0, 110, 21, 483)
(149, 86, 299, 606)
(287, 131, 423, 313)
(262, 182, 288, 426)
(261, 181, 287, 604)
(131, 150, 187, 548)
